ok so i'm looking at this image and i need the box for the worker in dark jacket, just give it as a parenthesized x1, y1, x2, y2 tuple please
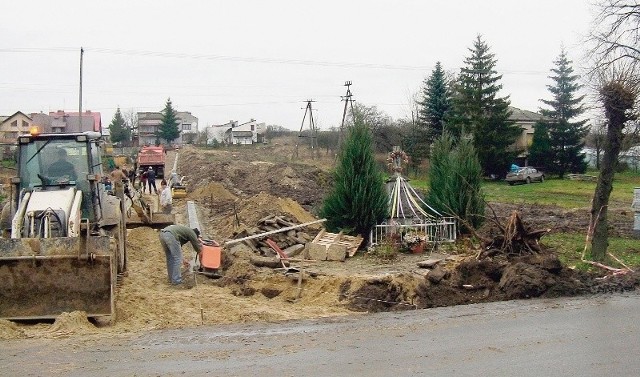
(147, 167, 157, 194)
(158, 225, 202, 288)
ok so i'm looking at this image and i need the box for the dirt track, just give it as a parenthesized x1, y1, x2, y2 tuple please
(1, 141, 639, 340)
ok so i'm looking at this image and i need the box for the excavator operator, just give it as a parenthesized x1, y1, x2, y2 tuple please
(48, 148, 77, 181)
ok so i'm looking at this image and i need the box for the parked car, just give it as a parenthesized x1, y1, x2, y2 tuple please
(506, 167, 544, 185)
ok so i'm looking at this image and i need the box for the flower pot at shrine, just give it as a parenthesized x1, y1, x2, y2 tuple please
(411, 242, 425, 254)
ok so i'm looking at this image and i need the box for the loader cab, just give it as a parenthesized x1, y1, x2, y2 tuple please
(15, 131, 105, 221)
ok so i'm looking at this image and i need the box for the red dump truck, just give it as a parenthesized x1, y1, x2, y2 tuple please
(137, 146, 165, 178)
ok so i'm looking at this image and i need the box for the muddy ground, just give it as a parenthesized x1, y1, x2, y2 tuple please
(1, 139, 639, 340)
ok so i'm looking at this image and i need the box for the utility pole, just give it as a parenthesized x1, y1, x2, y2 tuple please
(339, 81, 355, 146)
(293, 99, 318, 159)
(79, 47, 84, 130)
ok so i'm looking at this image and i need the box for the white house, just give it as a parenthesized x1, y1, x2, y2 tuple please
(226, 119, 266, 145)
(205, 119, 266, 145)
(206, 120, 238, 144)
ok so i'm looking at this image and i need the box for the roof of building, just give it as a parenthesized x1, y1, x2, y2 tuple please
(509, 107, 544, 122)
(48, 110, 102, 132)
(1, 111, 31, 123)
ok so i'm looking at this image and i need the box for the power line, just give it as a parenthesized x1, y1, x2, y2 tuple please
(0, 46, 551, 75)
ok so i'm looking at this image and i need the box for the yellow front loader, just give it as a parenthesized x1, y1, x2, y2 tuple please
(0, 131, 126, 321)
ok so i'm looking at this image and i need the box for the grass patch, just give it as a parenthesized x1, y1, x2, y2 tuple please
(1, 159, 16, 169)
(483, 171, 640, 209)
(483, 178, 595, 208)
(543, 232, 640, 270)
(410, 169, 640, 209)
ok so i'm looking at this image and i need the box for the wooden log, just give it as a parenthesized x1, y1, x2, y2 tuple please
(284, 244, 305, 257)
(276, 217, 295, 227)
(257, 214, 276, 223)
(250, 256, 289, 268)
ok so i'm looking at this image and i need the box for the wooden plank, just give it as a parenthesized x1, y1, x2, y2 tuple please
(311, 228, 326, 243)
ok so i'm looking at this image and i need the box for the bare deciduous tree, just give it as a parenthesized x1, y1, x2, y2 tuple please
(587, 1, 640, 262)
(589, 67, 638, 262)
(122, 109, 139, 147)
(590, 0, 640, 71)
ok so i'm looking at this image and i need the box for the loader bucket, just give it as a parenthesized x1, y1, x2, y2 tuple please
(0, 236, 115, 320)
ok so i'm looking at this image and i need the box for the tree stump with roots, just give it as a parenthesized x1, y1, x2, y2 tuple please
(479, 211, 550, 259)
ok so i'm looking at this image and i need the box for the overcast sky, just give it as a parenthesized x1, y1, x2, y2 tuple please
(1, 0, 596, 131)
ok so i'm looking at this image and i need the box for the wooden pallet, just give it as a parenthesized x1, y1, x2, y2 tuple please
(308, 229, 363, 261)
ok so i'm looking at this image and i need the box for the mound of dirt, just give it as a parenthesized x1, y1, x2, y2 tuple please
(201, 191, 320, 240)
(339, 251, 640, 313)
(178, 146, 330, 211)
(0, 319, 25, 340)
(190, 181, 238, 202)
(47, 311, 98, 337)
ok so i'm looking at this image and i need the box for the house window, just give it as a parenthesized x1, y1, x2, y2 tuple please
(182, 124, 191, 131)
(251, 125, 255, 131)
(11, 120, 18, 127)
(21, 120, 29, 128)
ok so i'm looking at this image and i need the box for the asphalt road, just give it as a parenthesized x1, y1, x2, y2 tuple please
(2, 292, 639, 377)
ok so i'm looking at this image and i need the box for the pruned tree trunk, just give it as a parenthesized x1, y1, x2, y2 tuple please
(591, 81, 637, 261)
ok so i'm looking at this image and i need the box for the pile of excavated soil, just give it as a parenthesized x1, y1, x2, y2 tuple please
(111, 226, 354, 334)
(0, 319, 24, 340)
(197, 191, 321, 240)
(177, 146, 330, 212)
(47, 311, 98, 338)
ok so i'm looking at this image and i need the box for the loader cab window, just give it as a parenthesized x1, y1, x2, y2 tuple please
(19, 139, 90, 190)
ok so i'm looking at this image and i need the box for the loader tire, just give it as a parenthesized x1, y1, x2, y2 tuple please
(108, 206, 127, 274)
(0, 202, 11, 237)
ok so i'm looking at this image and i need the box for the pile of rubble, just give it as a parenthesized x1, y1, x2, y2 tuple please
(232, 214, 314, 259)
(228, 214, 364, 268)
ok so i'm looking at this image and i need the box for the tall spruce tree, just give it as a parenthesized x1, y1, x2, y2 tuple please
(538, 50, 588, 177)
(108, 107, 130, 144)
(427, 132, 484, 232)
(418, 62, 451, 144)
(449, 35, 520, 177)
(320, 114, 388, 242)
(157, 98, 181, 144)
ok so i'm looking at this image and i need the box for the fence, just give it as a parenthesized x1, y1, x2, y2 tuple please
(369, 217, 457, 246)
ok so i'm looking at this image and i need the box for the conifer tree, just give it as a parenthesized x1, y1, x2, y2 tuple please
(538, 50, 588, 177)
(449, 35, 520, 177)
(417, 62, 451, 144)
(108, 107, 130, 144)
(320, 114, 388, 241)
(157, 98, 181, 144)
(528, 122, 552, 169)
(427, 132, 484, 232)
